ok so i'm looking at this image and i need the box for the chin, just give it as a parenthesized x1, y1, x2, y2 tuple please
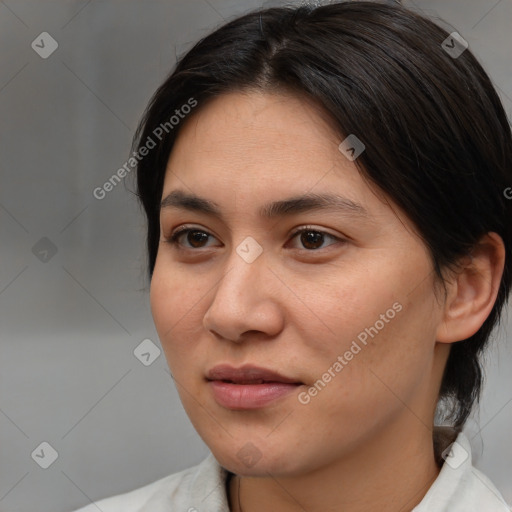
(208, 438, 307, 477)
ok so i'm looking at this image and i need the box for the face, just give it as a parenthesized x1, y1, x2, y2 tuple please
(150, 90, 447, 477)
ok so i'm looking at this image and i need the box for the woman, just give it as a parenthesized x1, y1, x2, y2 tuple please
(73, 1, 512, 510)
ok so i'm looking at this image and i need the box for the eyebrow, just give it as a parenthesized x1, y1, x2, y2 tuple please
(160, 189, 370, 221)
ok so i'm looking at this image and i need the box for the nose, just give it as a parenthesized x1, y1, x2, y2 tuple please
(202, 247, 284, 343)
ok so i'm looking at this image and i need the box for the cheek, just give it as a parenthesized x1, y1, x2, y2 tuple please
(149, 263, 205, 363)
(300, 260, 438, 407)
(298, 264, 403, 359)
(315, 292, 438, 418)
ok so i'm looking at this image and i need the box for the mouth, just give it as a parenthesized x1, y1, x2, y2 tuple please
(206, 364, 303, 409)
(217, 378, 287, 384)
(206, 364, 302, 384)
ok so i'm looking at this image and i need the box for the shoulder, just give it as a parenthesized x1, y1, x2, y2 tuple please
(70, 452, 231, 512)
(462, 465, 511, 511)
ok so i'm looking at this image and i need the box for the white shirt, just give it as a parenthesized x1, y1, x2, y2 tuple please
(71, 432, 510, 511)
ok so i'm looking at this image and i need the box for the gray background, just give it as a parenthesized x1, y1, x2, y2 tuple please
(0, 1, 511, 511)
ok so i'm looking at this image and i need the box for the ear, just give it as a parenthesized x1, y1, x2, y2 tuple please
(436, 232, 506, 343)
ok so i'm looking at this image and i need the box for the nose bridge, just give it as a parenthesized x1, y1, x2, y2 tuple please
(203, 238, 282, 340)
(214, 237, 267, 305)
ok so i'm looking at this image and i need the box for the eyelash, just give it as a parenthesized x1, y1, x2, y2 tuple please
(163, 225, 345, 252)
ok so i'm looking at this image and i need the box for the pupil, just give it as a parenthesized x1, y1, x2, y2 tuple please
(189, 230, 208, 248)
(302, 231, 322, 249)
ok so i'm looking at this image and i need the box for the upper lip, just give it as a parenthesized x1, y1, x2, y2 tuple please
(206, 364, 302, 384)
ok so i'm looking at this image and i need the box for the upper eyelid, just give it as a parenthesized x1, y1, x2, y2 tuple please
(168, 224, 340, 236)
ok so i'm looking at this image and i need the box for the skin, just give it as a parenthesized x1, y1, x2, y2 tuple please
(149, 90, 505, 512)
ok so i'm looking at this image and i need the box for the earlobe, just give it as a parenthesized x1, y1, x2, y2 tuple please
(436, 232, 505, 344)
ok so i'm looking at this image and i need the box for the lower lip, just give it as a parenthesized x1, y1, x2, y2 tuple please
(208, 381, 301, 409)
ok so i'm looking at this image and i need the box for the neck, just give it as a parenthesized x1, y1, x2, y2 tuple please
(229, 420, 443, 512)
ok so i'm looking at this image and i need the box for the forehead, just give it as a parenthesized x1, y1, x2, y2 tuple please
(175, 91, 342, 157)
(161, 91, 400, 225)
(165, 91, 357, 185)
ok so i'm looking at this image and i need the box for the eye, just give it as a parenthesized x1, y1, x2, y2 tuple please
(287, 226, 344, 251)
(162, 225, 345, 252)
(164, 225, 219, 249)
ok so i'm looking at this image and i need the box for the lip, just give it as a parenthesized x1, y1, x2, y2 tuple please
(206, 364, 303, 410)
(206, 364, 301, 384)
